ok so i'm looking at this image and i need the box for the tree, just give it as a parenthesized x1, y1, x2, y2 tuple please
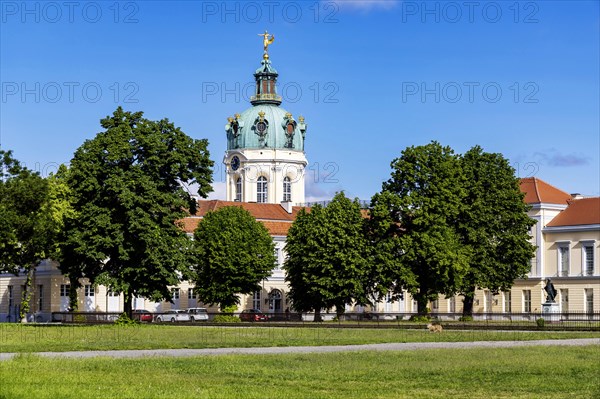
(47, 165, 81, 311)
(457, 146, 536, 316)
(61, 107, 213, 316)
(284, 192, 370, 321)
(191, 206, 275, 309)
(370, 142, 470, 315)
(0, 150, 56, 322)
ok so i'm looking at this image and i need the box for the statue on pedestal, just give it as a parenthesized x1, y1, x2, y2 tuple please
(544, 278, 557, 303)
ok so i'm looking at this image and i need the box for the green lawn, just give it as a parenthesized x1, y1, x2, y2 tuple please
(1, 346, 598, 398)
(1, 324, 599, 353)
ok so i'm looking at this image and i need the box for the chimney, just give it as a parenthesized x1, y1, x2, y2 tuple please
(280, 201, 293, 214)
(570, 193, 584, 200)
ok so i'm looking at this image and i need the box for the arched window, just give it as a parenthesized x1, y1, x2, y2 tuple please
(257, 176, 268, 203)
(235, 177, 242, 202)
(283, 177, 291, 202)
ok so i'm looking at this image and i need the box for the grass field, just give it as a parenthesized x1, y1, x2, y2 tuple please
(1, 346, 598, 398)
(1, 324, 599, 352)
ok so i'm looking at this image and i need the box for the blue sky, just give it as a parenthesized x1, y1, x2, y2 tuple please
(1, 0, 599, 201)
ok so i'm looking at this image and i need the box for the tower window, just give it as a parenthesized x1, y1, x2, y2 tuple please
(257, 176, 268, 203)
(283, 177, 291, 202)
(235, 177, 242, 202)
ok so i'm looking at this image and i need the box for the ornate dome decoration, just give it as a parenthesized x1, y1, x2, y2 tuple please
(223, 32, 308, 205)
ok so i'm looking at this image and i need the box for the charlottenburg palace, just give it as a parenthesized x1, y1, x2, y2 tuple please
(1, 45, 598, 322)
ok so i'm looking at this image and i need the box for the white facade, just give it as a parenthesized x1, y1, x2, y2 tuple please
(224, 149, 307, 205)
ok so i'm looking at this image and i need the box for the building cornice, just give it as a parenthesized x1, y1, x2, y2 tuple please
(529, 203, 568, 211)
(543, 224, 600, 233)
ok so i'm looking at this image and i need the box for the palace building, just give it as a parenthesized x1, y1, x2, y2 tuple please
(0, 35, 598, 322)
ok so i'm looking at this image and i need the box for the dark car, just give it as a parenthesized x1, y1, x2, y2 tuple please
(132, 309, 153, 322)
(239, 309, 268, 322)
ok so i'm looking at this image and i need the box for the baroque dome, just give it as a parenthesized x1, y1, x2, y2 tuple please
(225, 58, 307, 151)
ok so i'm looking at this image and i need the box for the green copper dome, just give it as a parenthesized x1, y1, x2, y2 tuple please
(225, 58, 307, 151)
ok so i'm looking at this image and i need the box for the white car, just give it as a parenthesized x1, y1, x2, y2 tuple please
(155, 310, 191, 322)
(187, 308, 209, 322)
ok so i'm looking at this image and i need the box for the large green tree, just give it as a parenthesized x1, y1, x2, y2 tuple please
(60, 107, 213, 316)
(191, 206, 275, 309)
(0, 150, 56, 321)
(458, 146, 536, 315)
(370, 142, 470, 315)
(284, 192, 371, 321)
(48, 165, 81, 311)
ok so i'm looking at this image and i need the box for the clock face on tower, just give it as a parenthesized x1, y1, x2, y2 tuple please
(231, 156, 240, 171)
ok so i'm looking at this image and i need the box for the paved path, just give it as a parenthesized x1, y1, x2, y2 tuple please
(1, 338, 598, 361)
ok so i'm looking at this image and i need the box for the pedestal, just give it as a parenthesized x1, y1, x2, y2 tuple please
(541, 302, 560, 322)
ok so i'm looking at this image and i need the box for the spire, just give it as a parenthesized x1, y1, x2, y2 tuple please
(251, 31, 282, 106)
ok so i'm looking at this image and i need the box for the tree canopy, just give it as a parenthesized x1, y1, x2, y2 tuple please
(59, 107, 213, 315)
(191, 206, 275, 309)
(370, 142, 470, 314)
(457, 145, 536, 315)
(284, 192, 370, 320)
(0, 150, 56, 320)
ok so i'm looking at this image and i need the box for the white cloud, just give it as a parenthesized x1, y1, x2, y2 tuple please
(207, 181, 227, 200)
(180, 181, 227, 200)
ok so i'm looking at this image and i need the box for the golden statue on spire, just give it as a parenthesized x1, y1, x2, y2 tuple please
(258, 30, 275, 60)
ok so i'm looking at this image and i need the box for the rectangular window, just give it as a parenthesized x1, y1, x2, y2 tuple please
(274, 247, 282, 270)
(448, 297, 456, 313)
(37, 285, 43, 312)
(283, 177, 291, 202)
(504, 291, 512, 313)
(257, 176, 268, 203)
(584, 245, 594, 276)
(84, 285, 94, 297)
(585, 289, 594, 315)
(8, 286, 13, 308)
(235, 178, 242, 202)
(523, 290, 531, 313)
(560, 289, 568, 314)
(559, 246, 569, 276)
(60, 284, 70, 297)
(188, 288, 196, 300)
(484, 290, 493, 312)
(432, 299, 439, 311)
(171, 288, 180, 300)
(252, 291, 261, 310)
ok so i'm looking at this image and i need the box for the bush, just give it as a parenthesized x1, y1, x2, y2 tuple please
(458, 316, 474, 322)
(536, 318, 545, 328)
(213, 315, 240, 323)
(114, 313, 140, 326)
(409, 315, 431, 323)
(221, 305, 238, 313)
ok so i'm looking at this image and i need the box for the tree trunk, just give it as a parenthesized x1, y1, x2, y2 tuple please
(313, 307, 322, 322)
(68, 277, 79, 312)
(19, 266, 35, 323)
(335, 305, 345, 321)
(416, 295, 429, 316)
(462, 289, 475, 317)
(123, 291, 133, 318)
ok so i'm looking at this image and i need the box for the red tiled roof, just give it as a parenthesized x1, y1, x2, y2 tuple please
(261, 221, 293, 236)
(194, 200, 304, 221)
(181, 200, 303, 236)
(519, 177, 572, 205)
(546, 197, 600, 227)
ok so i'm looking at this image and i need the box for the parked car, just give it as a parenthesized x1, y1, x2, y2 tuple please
(187, 308, 209, 322)
(155, 310, 191, 322)
(239, 309, 268, 322)
(132, 309, 153, 322)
